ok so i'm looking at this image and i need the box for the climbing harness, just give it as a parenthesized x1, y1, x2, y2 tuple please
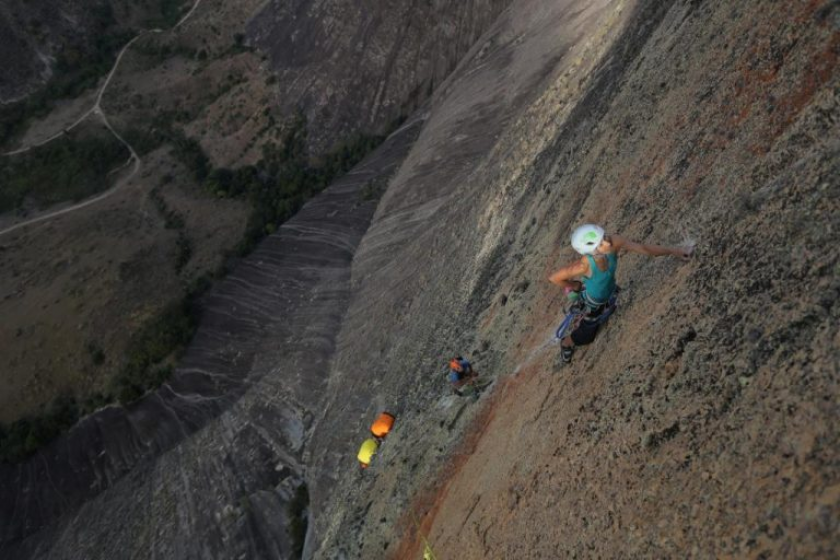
(555, 290, 619, 341)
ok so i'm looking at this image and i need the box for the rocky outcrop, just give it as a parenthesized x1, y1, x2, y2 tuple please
(247, 0, 512, 151)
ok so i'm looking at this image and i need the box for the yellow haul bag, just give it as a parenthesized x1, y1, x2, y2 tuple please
(357, 438, 379, 467)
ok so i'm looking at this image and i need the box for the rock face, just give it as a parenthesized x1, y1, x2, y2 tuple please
(247, 0, 512, 150)
(0, 117, 423, 559)
(304, 0, 840, 557)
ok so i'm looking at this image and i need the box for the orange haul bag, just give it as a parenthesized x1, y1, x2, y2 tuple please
(370, 412, 396, 439)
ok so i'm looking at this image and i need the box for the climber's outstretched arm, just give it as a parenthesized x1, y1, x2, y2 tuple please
(611, 234, 693, 260)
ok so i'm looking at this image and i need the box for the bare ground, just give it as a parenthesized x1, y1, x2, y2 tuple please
(11, 86, 100, 149)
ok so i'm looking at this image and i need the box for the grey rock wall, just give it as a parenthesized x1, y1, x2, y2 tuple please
(306, 0, 840, 556)
(3, 0, 836, 557)
(247, 0, 512, 151)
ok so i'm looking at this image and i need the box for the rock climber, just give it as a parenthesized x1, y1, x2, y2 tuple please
(447, 356, 479, 396)
(549, 224, 693, 363)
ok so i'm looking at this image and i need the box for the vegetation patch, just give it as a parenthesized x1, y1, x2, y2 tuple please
(169, 130, 210, 183)
(205, 113, 386, 254)
(149, 184, 192, 272)
(110, 295, 198, 404)
(0, 5, 133, 148)
(132, 36, 200, 66)
(152, 0, 191, 28)
(0, 389, 118, 464)
(287, 483, 310, 558)
(0, 128, 129, 213)
(0, 396, 84, 463)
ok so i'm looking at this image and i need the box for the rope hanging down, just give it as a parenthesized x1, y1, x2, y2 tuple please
(411, 510, 438, 560)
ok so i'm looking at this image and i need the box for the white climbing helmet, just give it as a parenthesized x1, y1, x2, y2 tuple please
(570, 224, 605, 255)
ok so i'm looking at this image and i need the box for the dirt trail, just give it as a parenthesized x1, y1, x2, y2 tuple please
(0, 0, 205, 237)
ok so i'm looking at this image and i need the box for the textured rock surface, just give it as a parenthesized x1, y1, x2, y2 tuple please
(247, 0, 512, 150)
(0, 116, 423, 559)
(306, 0, 840, 558)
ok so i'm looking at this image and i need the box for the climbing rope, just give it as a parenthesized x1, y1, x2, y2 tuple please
(411, 509, 439, 560)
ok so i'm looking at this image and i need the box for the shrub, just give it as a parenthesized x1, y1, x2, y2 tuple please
(175, 233, 192, 272)
(287, 483, 310, 558)
(168, 130, 209, 182)
(87, 342, 106, 366)
(208, 113, 386, 255)
(0, 395, 82, 463)
(0, 131, 129, 213)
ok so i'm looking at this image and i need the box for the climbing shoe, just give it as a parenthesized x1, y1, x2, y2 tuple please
(561, 346, 574, 363)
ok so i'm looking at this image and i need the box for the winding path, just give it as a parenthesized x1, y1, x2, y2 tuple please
(0, 0, 204, 238)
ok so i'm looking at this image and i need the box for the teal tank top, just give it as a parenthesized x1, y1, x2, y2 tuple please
(582, 253, 618, 304)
